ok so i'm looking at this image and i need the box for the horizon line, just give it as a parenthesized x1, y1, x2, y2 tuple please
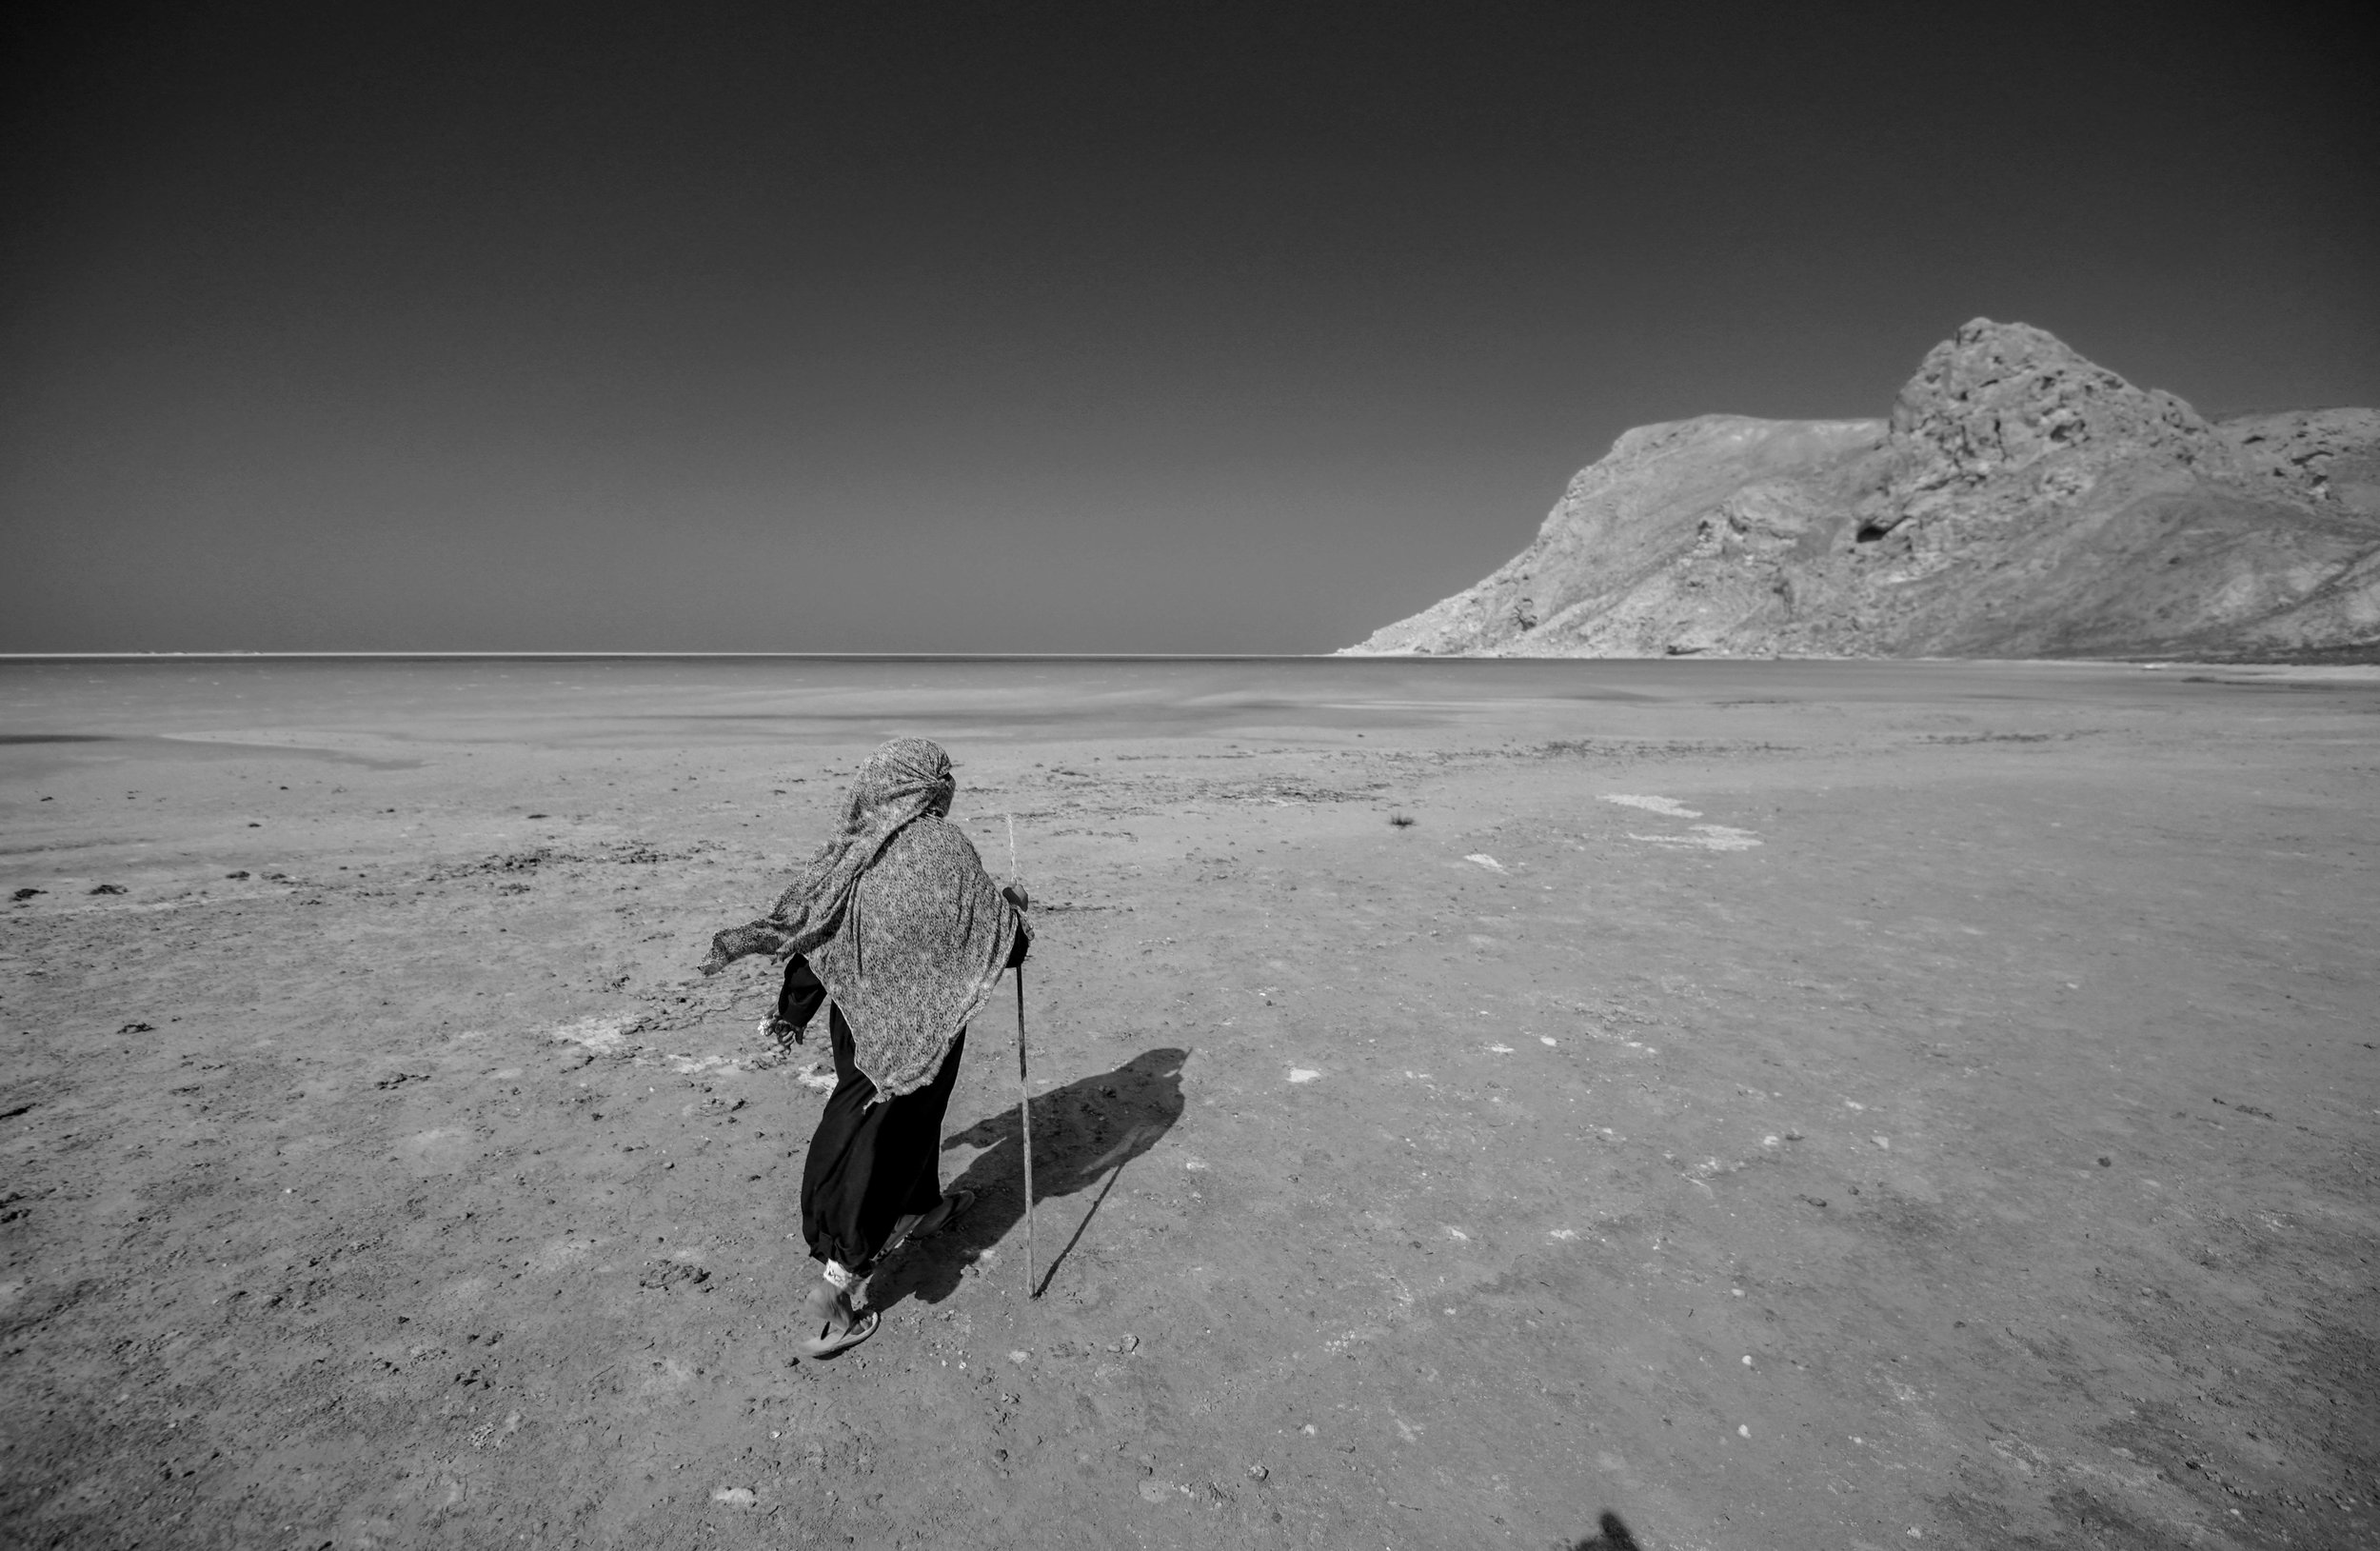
(0, 650, 1360, 662)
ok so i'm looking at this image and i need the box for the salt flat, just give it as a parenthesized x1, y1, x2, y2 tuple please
(2, 657, 2374, 1549)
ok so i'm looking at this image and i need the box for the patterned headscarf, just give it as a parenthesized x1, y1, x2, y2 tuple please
(702, 737, 1021, 1102)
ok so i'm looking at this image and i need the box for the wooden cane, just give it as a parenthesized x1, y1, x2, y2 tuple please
(1016, 964, 1036, 1298)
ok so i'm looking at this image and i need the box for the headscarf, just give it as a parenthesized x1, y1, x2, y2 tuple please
(701, 737, 1021, 1102)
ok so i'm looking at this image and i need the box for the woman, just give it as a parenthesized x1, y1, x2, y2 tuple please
(702, 737, 1029, 1358)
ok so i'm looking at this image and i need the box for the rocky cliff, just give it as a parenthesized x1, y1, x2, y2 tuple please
(1342, 321, 2380, 659)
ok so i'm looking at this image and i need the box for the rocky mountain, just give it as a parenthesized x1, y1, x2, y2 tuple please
(1342, 321, 2380, 659)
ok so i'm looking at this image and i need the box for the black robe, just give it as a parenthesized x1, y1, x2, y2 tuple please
(778, 925, 1028, 1272)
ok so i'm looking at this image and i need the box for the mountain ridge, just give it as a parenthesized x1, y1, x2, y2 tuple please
(1341, 321, 2380, 659)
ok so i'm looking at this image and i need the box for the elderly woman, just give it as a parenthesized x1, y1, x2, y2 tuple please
(703, 737, 1028, 1358)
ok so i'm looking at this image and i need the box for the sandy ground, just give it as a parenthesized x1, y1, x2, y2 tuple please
(2, 660, 2375, 1550)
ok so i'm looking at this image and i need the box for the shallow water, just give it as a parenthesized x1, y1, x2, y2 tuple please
(0, 654, 2322, 758)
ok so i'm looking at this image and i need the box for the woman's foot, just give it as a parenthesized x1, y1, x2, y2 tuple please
(794, 1278, 878, 1359)
(888, 1188, 975, 1250)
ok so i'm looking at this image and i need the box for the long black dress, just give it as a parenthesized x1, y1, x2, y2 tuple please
(778, 925, 1028, 1273)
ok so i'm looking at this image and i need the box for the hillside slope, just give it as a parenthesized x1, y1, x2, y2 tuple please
(1343, 321, 2380, 658)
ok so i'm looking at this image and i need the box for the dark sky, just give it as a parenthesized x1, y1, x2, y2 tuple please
(5, 1, 2374, 653)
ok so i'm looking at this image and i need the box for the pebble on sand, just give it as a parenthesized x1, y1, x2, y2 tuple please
(1287, 1068, 1319, 1084)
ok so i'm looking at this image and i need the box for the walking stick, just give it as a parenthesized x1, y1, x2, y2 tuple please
(1007, 815, 1037, 1299)
(1016, 966, 1036, 1299)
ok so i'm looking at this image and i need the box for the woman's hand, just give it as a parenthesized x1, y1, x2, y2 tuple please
(759, 1016, 803, 1048)
(1001, 883, 1030, 911)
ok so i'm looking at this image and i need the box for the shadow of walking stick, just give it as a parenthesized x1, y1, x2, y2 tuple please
(864, 1047, 1187, 1314)
(1029, 1116, 1162, 1298)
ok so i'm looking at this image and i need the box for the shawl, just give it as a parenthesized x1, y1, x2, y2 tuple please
(701, 737, 1020, 1102)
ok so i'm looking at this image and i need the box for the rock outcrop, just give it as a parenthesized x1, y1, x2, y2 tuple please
(1342, 320, 2380, 659)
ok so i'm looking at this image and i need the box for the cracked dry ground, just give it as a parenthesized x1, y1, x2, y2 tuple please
(3, 669, 2377, 1549)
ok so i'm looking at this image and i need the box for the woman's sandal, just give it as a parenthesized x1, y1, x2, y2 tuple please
(795, 1284, 879, 1360)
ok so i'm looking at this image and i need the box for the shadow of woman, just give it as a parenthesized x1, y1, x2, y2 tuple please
(865, 1046, 1187, 1313)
